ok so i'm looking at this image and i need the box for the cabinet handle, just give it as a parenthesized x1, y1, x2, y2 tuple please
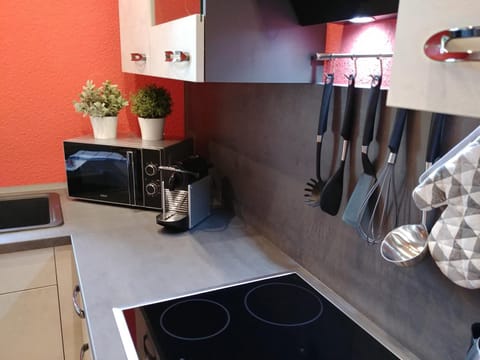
(143, 334, 157, 360)
(131, 53, 147, 62)
(165, 50, 190, 62)
(73, 285, 85, 319)
(80, 343, 89, 360)
(424, 25, 480, 62)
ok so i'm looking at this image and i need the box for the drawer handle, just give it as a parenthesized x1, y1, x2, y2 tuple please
(143, 334, 157, 360)
(424, 25, 480, 62)
(80, 343, 89, 360)
(73, 285, 85, 319)
(131, 53, 147, 62)
(165, 50, 190, 62)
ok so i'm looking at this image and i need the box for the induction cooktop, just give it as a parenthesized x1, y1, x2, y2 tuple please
(113, 272, 399, 360)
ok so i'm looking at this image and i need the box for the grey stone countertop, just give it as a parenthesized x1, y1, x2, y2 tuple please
(0, 184, 419, 360)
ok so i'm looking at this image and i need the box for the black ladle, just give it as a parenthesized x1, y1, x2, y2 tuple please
(320, 74, 356, 215)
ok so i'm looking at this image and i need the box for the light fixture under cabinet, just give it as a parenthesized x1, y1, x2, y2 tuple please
(348, 16, 376, 24)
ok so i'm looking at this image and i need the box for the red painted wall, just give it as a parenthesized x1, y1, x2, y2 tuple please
(155, 0, 200, 25)
(0, 0, 184, 187)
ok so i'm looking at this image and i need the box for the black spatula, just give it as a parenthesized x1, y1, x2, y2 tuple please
(320, 74, 357, 215)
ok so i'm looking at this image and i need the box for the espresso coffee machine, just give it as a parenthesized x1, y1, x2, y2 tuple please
(156, 155, 211, 230)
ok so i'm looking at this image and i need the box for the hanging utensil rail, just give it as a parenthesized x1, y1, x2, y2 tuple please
(314, 53, 393, 61)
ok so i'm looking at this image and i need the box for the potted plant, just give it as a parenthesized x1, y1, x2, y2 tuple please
(73, 80, 128, 139)
(130, 84, 172, 141)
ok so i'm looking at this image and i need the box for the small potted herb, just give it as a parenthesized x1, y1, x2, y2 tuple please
(130, 84, 172, 140)
(73, 80, 128, 139)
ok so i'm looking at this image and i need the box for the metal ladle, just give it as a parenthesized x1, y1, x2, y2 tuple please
(380, 211, 429, 267)
(380, 113, 446, 267)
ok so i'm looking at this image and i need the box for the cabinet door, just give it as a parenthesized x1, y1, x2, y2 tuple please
(119, 0, 152, 75)
(149, 14, 204, 81)
(0, 286, 63, 359)
(56, 245, 91, 360)
(387, 0, 480, 118)
(0, 247, 56, 295)
(119, 0, 204, 80)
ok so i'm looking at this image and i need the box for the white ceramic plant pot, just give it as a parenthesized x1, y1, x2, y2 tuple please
(89, 116, 118, 139)
(138, 117, 165, 141)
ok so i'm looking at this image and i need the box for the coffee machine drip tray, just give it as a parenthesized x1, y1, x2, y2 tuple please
(157, 210, 189, 229)
(113, 272, 399, 360)
(156, 175, 211, 230)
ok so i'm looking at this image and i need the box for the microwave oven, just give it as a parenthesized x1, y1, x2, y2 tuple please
(63, 136, 193, 210)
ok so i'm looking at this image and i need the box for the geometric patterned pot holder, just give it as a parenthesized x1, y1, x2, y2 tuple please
(412, 136, 480, 289)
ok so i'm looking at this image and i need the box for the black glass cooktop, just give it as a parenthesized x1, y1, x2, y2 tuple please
(119, 273, 399, 360)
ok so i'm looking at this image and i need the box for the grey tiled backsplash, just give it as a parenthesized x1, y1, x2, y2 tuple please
(186, 82, 480, 360)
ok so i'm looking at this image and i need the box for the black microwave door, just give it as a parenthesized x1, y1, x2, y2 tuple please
(64, 143, 142, 205)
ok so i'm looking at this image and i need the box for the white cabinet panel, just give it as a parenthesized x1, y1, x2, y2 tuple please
(119, 0, 152, 75)
(0, 286, 63, 359)
(150, 14, 204, 81)
(387, 0, 480, 118)
(0, 248, 56, 295)
(120, 0, 204, 80)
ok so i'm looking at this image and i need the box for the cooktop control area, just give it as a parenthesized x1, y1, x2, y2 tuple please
(114, 273, 399, 360)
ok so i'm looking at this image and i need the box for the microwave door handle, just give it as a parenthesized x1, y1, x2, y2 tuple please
(126, 151, 137, 205)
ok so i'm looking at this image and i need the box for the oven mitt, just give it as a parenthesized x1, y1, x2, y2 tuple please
(412, 136, 480, 289)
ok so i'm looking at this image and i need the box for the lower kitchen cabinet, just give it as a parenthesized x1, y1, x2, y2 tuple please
(0, 245, 91, 360)
(0, 286, 64, 359)
(0, 246, 56, 294)
(0, 249, 63, 359)
(55, 245, 91, 360)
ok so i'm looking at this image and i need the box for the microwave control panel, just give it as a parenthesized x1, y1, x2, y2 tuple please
(142, 149, 163, 209)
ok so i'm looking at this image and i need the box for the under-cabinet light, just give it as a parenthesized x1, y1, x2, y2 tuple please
(348, 16, 376, 24)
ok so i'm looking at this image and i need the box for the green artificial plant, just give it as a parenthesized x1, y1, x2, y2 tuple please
(130, 84, 172, 118)
(73, 80, 128, 117)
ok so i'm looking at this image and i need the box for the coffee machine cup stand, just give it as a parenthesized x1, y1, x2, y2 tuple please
(156, 166, 211, 231)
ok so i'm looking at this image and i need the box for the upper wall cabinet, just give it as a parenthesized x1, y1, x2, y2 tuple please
(118, 0, 325, 82)
(387, 0, 480, 118)
(119, 0, 203, 81)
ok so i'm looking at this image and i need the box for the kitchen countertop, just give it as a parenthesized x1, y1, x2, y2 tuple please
(0, 184, 419, 360)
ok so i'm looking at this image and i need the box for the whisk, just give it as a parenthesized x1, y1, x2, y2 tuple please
(356, 109, 408, 244)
